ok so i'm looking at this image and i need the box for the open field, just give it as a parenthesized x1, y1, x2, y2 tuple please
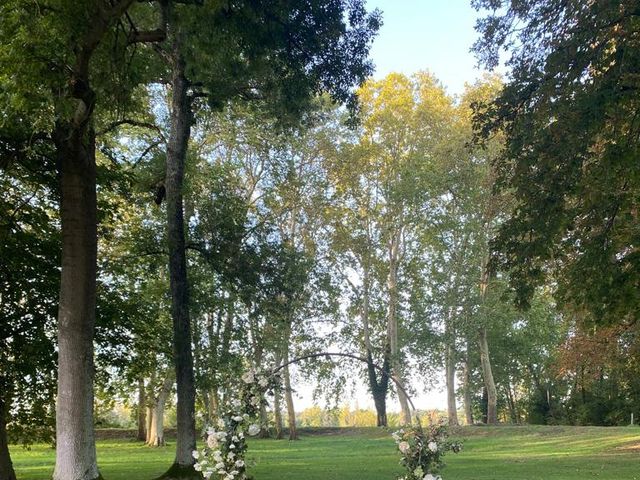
(12, 426, 640, 480)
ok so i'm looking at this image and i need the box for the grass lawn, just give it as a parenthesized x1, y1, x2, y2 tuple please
(11, 425, 640, 480)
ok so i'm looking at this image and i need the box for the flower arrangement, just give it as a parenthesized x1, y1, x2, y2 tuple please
(392, 420, 462, 480)
(193, 368, 281, 480)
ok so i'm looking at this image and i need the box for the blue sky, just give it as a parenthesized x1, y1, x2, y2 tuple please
(366, 0, 486, 95)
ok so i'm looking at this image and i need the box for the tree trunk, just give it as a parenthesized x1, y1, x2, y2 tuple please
(445, 310, 459, 426)
(386, 231, 411, 425)
(283, 350, 298, 440)
(149, 375, 174, 447)
(162, 36, 198, 478)
(445, 342, 459, 426)
(273, 390, 284, 439)
(273, 351, 284, 439)
(146, 406, 154, 444)
(137, 378, 147, 441)
(362, 263, 389, 427)
(0, 397, 16, 480)
(478, 327, 498, 425)
(462, 346, 474, 426)
(52, 120, 100, 480)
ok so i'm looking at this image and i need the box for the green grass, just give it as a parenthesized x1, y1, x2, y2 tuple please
(12, 426, 640, 480)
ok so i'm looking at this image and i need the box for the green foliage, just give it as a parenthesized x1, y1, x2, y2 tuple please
(0, 128, 59, 446)
(473, 0, 640, 322)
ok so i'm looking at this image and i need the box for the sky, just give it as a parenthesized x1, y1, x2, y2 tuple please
(368, 0, 486, 95)
(295, 1, 488, 414)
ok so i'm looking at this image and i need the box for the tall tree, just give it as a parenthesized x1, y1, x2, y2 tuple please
(151, 2, 380, 475)
(473, 0, 640, 324)
(1, 2, 168, 477)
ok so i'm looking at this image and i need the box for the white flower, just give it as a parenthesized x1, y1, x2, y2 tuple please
(194, 463, 203, 472)
(215, 462, 225, 470)
(398, 441, 411, 454)
(233, 415, 244, 422)
(232, 435, 239, 442)
(235, 459, 245, 468)
(242, 371, 255, 384)
(217, 418, 226, 429)
(207, 434, 219, 449)
(248, 424, 261, 436)
(428, 441, 438, 452)
(192, 450, 200, 460)
(423, 475, 441, 480)
(229, 443, 236, 449)
(258, 377, 269, 388)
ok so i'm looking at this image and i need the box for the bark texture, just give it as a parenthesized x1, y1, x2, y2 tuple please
(148, 374, 174, 447)
(478, 327, 498, 425)
(0, 397, 16, 480)
(52, 120, 100, 480)
(478, 264, 498, 425)
(161, 36, 198, 477)
(137, 378, 147, 441)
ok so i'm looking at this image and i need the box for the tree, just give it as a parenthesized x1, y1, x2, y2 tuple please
(473, 0, 640, 325)
(149, 2, 379, 474)
(1, 2, 169, 477)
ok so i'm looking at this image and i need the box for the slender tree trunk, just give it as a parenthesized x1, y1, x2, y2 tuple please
(149, 375, 174, 447)
(273, 351, 284, 439)
(478, 327, 498, 425)
(283, 348, 298, 440)
(52, 120, 100, 480)
(162, 35, 197, 478)
(137, 378, 147, 441)
(445, 309, 459, 426)
(362, 263, 389, 427)
(386, 231, 411, 425)
(462, 346, 473, 425)
(478, 258, 498, 425)
(445, 343, 459, 426)
(273, 391, 284, 439)
(0, 396, 16, 480)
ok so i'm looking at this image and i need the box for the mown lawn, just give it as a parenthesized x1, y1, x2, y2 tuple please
(12, 425, 640, 480)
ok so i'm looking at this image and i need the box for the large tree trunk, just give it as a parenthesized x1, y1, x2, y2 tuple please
(0, 396, 16, 480)
(52, 120, 100, 480)
(161, 36, 198, 479)
(148, 375, 174, 447)
(478, 327, 498, 425)
(386, 231, 411, 425)
(137, 378, 147, 441)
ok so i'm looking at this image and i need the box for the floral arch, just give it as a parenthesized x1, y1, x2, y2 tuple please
(192, 352, 461, 480)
